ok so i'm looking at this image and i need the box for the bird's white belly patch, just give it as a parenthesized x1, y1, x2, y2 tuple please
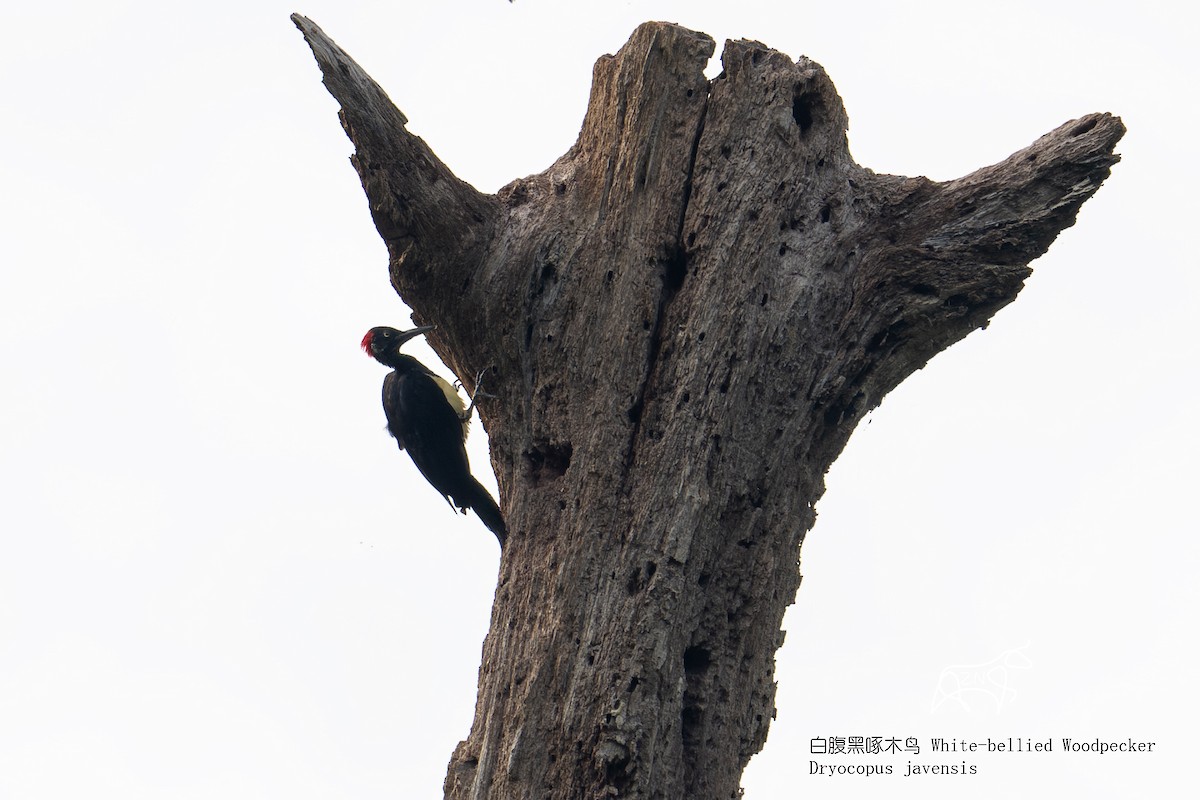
(433, 374, 470, 436)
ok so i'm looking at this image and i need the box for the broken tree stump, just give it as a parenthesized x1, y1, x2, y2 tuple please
(293, 15, 1123, 798)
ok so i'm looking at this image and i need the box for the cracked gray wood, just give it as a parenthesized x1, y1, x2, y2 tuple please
(293, 15, 1123, 798)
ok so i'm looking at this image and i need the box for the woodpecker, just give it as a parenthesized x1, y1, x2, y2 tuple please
(361, 325, 506, 545)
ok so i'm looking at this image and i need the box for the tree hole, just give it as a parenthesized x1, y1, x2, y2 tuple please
(792, 88, 819, 135)
(684, 645, 712, 674)
(524, 441, 573, 483)
(1070, 117, 1098, 137)
(664, 245, 688, 292)
(627, 398, 645, 425)
(682, 706, 702, 744)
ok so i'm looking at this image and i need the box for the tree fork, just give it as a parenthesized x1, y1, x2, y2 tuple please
(293, 16, 1123, 798)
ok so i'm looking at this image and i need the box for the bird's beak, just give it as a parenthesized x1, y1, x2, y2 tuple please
(396, 324, 436, 345)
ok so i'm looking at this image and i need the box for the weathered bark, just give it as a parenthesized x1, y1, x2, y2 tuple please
(293, 16, 1123, 799)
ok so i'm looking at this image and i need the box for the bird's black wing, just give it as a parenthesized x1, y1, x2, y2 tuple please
(382, 369, 473, 502)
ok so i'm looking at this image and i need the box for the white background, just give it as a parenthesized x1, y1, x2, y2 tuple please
(2, 1, 1194, 797)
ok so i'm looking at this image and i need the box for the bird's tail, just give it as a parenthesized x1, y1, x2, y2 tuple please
(457, 478, 506, 546)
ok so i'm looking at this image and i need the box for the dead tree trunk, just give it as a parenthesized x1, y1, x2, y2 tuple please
(294, 16, 1122, 799)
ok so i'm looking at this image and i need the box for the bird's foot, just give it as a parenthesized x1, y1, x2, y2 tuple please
(459, 367, 496, 420)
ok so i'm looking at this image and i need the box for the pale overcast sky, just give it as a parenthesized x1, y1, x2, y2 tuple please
(2, 1, 1195, 797)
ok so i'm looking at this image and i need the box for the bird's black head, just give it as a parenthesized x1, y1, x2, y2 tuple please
(361, 325, 434, 365)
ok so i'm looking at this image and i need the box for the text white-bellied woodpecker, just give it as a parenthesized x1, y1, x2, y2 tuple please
(361, 325, 506, 545)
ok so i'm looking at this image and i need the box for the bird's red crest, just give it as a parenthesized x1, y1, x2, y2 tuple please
(360, 330, 374, 355)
